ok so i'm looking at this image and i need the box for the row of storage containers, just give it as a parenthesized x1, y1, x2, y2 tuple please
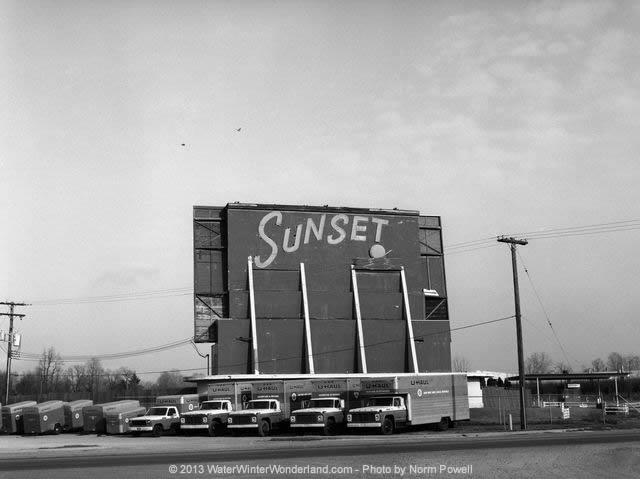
(0, 400, 145, 435)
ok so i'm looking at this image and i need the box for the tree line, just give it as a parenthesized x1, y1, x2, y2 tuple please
(1, 347, 192, 403)
(525, 351, 640, 374)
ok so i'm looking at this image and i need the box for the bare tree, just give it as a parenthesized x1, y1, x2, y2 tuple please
(156, 370, 189, 394)
(38, 347, 63, 396)
(525, 352, 553, 374)
(590, 358, 606, 372)
(85, 357, 104, 396)
(623, 354, 640, 372)
(607, 352, 625, 371)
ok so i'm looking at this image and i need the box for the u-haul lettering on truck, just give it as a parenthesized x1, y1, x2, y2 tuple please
(255, 212, 390, 268)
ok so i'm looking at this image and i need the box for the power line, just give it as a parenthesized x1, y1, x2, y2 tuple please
(443, 218, 640, 256)
(3, 313, 515, 375)
(445, 243, 500, 256)
(9, 365, 208, 378)
(1, 301, 30, 404)
(516, 249, 577, 370)
(214, 315, 516, 371)
(4, 316, 515, 378)
(508, 219, 640, 240)
(32, 287, 193, 306)
(0, 337, 195, 362)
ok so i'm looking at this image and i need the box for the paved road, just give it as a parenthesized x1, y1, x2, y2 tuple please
(1, 428, 639, 478)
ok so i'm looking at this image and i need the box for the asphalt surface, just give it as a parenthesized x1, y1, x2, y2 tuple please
(1, 428, 639, 471)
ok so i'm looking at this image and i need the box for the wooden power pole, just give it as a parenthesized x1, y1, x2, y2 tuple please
(1, 302, 29, 405)
(497, 237, 528, 430)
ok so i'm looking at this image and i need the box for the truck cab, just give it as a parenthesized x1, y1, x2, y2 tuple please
(129, 406, 181, 437)
(129, 394, 199, 437)
(180, 400, 233, 436)
(289, 397, 345, 436)
(347, 395, 408, 435)
(227, 399, 283, 437)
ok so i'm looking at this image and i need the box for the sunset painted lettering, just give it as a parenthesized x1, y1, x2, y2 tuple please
(254, 211, 390, 268)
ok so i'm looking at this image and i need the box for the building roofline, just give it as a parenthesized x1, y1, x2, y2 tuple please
(185, 372, 466, 383)
(507, 371, 630, 381)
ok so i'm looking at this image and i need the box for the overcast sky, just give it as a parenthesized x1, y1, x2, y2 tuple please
(2, 0, 639, 380)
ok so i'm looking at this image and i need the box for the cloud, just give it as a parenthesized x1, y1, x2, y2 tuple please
(525, 0, 614, 30)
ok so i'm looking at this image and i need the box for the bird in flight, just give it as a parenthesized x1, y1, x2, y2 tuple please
(236, 128, 241, 132)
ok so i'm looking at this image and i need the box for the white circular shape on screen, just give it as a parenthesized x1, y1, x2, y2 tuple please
(369, 243, 386, 258)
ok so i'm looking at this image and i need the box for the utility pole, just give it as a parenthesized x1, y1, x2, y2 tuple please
(497, 237, 528, 430)
(1, 302, 29, 405)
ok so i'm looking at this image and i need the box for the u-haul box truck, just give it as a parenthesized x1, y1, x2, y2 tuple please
(180, 383, 251, 436)
(289, 379, 349, 436)
(64, 399, 93, 432)
(346, 373, 469, 434)
(106, 405, 146, 434)
(22, 401, 66, 435)
(227, 380, 313, 436)
(1, 401, 37, 434)
(82, 400, 141, 434)
(129, 394, 199, 437)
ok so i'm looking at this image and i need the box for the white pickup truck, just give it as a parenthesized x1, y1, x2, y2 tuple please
(180, 399, 233, 436)
(129, 405, 181, 437)
(129, 394, 199, 437)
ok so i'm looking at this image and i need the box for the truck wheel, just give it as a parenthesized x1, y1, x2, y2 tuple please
(435, 417, 450, 432)
(152, 424, 163, 437)
(208, 421, 218, 437)
(323, 418, 337, 436)
(53, 424, 62, 435)
(381, 417, 395, 435)
(257, 420, 270, 437)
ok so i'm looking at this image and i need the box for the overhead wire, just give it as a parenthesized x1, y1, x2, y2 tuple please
(0, 337, 194, 362)
(11, 216, 640, 373)
(507, 220, 640, 242)
(214, 315, 516, 370)
(32, 287, 193, 306)
(4, 315, 515, 372)
(516, 249, 577, 370)
(443, 219, 640, 256)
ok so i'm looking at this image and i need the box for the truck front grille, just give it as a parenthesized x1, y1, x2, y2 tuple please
(350, 412, 375, 423)
(232, 415, 254, 425)
(293, 414, 319, 425)
(183, 416, 203, 426)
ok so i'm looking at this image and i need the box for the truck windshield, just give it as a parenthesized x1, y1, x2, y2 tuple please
(147, 407, 169, 416)
(201, 402, 223, 410)
(246, 401, 272, 410)
(309, 399, 336, 408)
(365, 398, 394, 407)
